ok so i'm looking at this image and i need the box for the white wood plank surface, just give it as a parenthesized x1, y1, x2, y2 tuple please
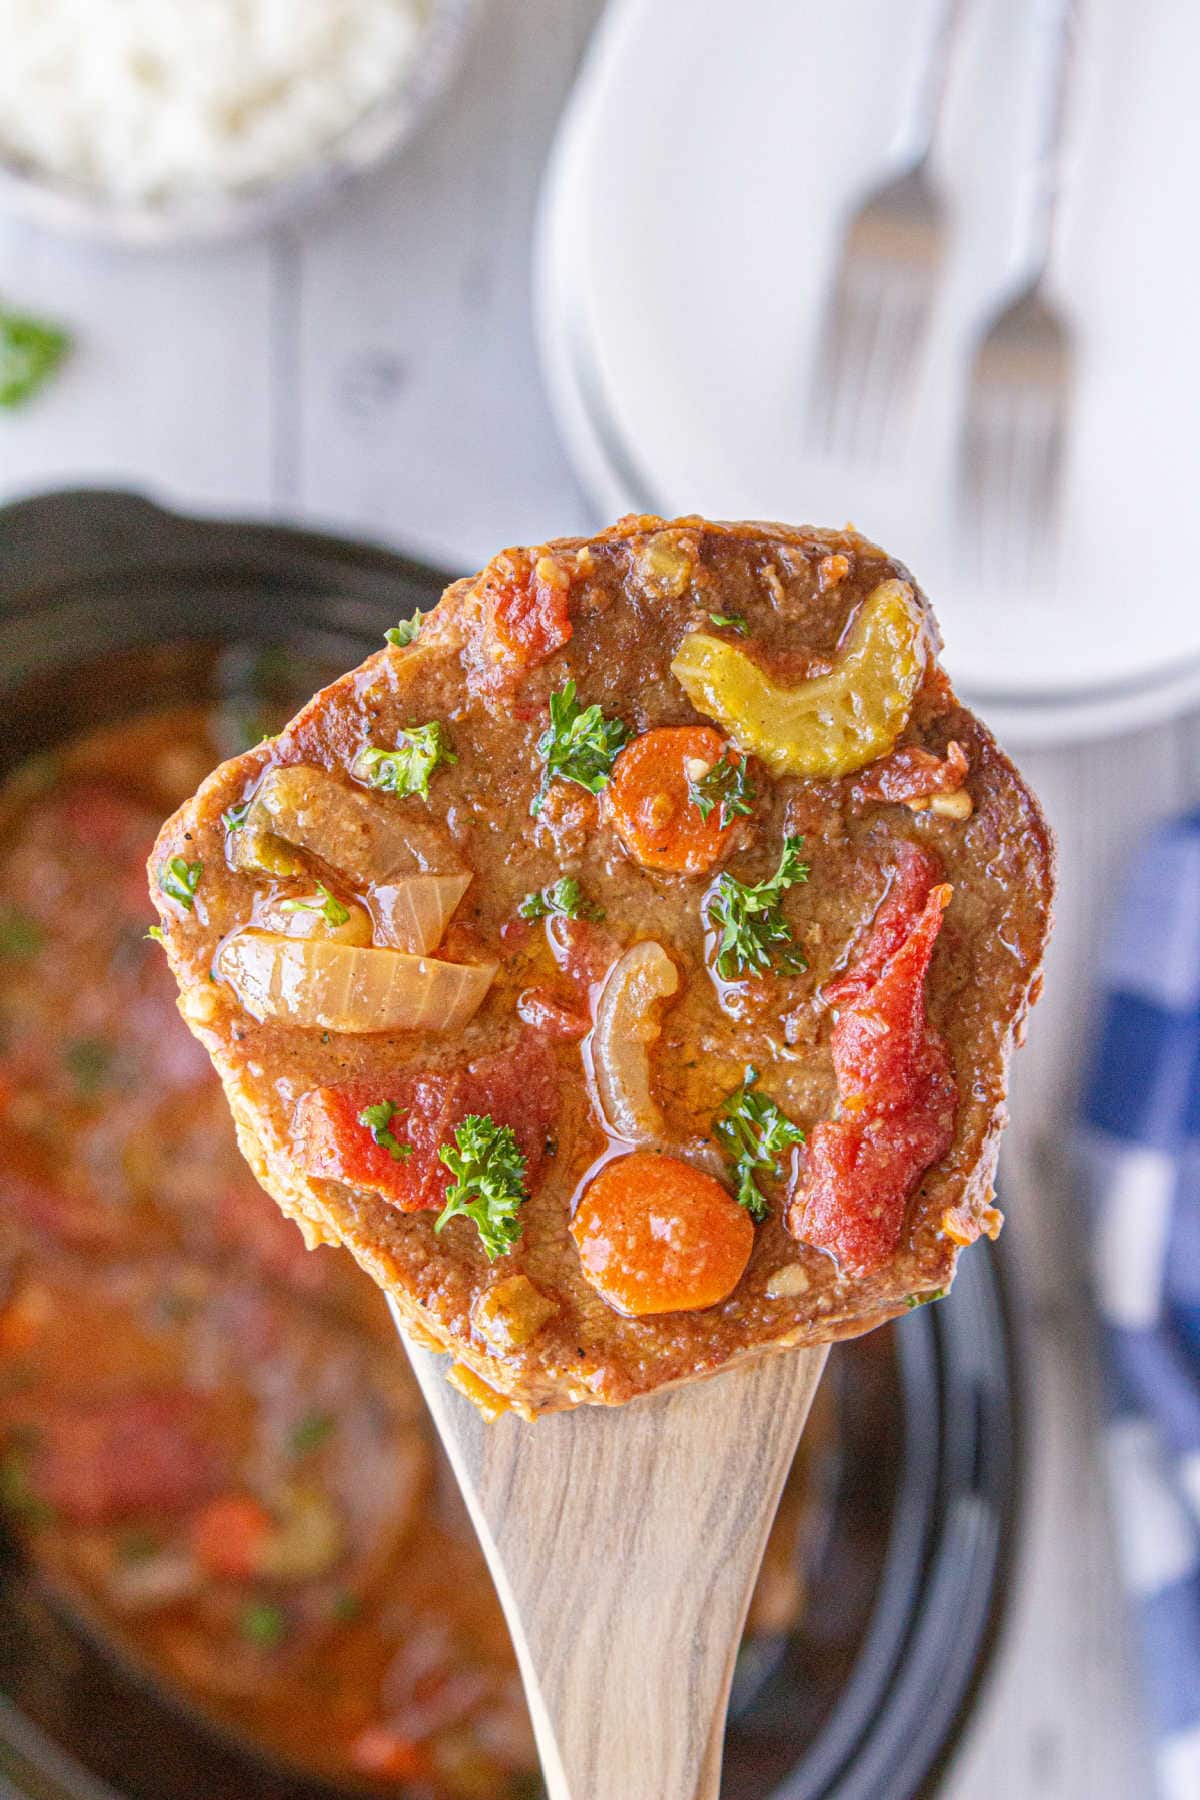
(0, 2, 1184, 1793)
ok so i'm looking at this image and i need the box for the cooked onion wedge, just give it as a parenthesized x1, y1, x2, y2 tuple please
(245, 764, 463, 888)
(218, 930, 496, 1034)
(590, 940, 679, 1143)
(371, 872, 473, 954)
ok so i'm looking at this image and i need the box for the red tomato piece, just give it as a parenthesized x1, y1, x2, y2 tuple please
(466, 549, 574, 696)
(823, 840, 944, 1007)
(788, 857, 957, 1277)
(30, 1391, 220, 1524)
(191, 1493, 273, 1580)
(294, 1039, 557, 1213)
(516, 985, 591, 1040)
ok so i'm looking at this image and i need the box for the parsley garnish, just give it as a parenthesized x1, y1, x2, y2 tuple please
(158, 856, 202, 912)
(385, 610, 426, 647)
(0, 908, 43, 961)
(331, 1589, 361, 1623)
(709, 611, 748, 635)
(354, 723, 457, 800)
(240, 1601, 287, 1649)
(280, 883, 351, 929)
(687, 754, 756, 830)
(518, 877, 605, 923)
(145, 925, 165, 946)
(436, 1114, 529, 1259)
(357, 1100, 413, 1163)
(0, 307, 70, 409)
(707, 835, 809, 980)
(288, 1412, 334, 1458)
(714, 1067, 806, 1222)
(906, 1288, 946, 1310)
(223, 799, 252, 832)
(532, 680, 631, 815)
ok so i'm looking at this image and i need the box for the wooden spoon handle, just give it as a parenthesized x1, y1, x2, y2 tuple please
(403, 1340, 828, 1800)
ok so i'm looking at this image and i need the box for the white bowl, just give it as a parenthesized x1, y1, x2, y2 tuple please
(0, 0, 477, 247)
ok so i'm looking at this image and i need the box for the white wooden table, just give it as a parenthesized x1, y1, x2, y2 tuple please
(0, 2, 1177, 1793)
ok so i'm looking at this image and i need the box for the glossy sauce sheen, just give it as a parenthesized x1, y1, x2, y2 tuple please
(151, 518, 1055, 1416)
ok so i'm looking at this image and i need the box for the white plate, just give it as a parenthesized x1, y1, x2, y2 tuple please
(534, 0, 1200, 746)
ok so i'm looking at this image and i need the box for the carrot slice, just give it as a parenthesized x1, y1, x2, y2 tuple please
(192, 1494, 273, 1580)
(571, 1151, 753, 1315)
(604, 727, 747, 874)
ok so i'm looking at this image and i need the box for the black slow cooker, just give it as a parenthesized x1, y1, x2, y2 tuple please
(0, 489, 1022, 1800)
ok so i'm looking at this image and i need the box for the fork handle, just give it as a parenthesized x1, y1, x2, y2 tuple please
(896, 0, 968, 164)
(1021, 0, 1081, 279)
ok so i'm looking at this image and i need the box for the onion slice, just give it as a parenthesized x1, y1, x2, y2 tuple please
(371, 872, 472, 954)
(246, 764, 463, 888)
(218, 931, 496, 1034)
(589, 940, 680, 1144)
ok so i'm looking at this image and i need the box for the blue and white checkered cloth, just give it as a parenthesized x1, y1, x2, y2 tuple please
(1080, 810, 1200, 1800)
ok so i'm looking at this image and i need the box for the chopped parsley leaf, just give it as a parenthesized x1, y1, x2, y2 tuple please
(0, 908, 43, 961)
(518, 876, 605, 923)
(385, 610, 426, 647)
(158, 856, 202, 912)
(358, 1100, 413, 1163)
(239, 1600, 288, 1649)
(280, 883, 351, 929)
(714, 1067, 806, 1222)
(331, 1589, 361, 1623)
(906, 1288, 946, 1310)
(288, 1412, 334, 1458)
(0, 307, 70, 409)
(353, 722, 456, 800)
(532, 680, 631, 815)
(687, 754, 756, 830)
(436, 1114, 529, 1260)
(709, 611, 749, 635)
(146, 925, 165, 946)
(222, 799, 252, 832)
(707, 834, 809, 980)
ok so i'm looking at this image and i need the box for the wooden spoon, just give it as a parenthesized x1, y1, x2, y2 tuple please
(400, 1332, 828, 1800)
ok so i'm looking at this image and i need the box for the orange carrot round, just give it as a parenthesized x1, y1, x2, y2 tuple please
(191, 1494, 273, 1581)
(604, 726, 747, 874)
(570, 1151, 753, 1315)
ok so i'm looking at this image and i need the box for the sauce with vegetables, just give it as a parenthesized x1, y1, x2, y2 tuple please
(0, 709, 539, 1797)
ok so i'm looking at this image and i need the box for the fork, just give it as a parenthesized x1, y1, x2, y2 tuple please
(959, 0, 1079, 584)
(807, 0, 967, 462)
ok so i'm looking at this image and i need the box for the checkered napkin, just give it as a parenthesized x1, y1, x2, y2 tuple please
(1079, 811, 1200, 1800)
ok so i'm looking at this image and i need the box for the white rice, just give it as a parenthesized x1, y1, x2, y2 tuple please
(0, 0, 427, 203)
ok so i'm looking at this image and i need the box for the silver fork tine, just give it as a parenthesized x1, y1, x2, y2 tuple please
(806, 0, 966, 461)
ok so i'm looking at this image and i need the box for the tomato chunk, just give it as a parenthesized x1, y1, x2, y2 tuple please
(28, 1391, 220, 1524)
(192, 1493, 274, 1580)
(571, 1151, 753, 1316)
(295, 1039, 557, 1213)
(604, 727, 747, 875)
(788, 851, 957, 1276)
(465, 549, 574, 697)
(852, 740, 968, 807)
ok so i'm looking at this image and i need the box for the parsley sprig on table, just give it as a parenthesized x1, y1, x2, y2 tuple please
(436, 1114, 529, 1260)
(357, 1100, 413, 1163)
(518, 876, 605, 923)
(354, 722, 457, 800)
(707, 834, 809, 980)
(158, 856, 203, 912)
(385, 609, 426, 647)
(687, 754, 756, 830)
(714, 1067, 806, 1222)
(532, 680, 631, 815)
(280, 883, 351, 929)
(0, 306, 70, 410)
